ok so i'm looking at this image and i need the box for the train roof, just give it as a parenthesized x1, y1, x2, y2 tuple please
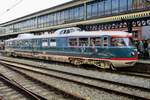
(60, 31, 132, 38)
(5, 30, 132, 42)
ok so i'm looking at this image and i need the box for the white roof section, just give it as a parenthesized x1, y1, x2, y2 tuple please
(60, 31, 131, 37)
(17, 33, 34, 39)
(5, 27, 132, 42)
(55, 27, 81, 34)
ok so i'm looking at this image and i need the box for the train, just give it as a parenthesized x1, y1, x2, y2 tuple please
(0, 42, 4, 50)
(4, 27, 138, 70)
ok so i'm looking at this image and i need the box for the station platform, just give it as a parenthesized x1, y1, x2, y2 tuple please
(124, 59, 150, 73)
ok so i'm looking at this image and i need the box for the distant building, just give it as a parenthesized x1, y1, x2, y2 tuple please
(0, 0, 150, 40)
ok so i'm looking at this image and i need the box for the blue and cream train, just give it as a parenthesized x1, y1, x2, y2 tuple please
(4, 27, 138, 69)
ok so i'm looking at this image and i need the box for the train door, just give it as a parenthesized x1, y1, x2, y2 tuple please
(102, 36, 110, 47)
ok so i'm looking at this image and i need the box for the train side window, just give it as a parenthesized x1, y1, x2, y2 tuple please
(60, 30, 65, 34)
(19, 41, 22, 47)
(69, 38, 77, 46)
(79, 38, 88, 46)
(111, 38, 117, 46)
(17, 41, 19, 47)
(90, 37, 101, 46)
(32, 39, 37, 48)
(9, 41, 12, 46)
(66, 30, 70, 34)
(63, 30, 70, 34)
(111, 37, 126, 47)
(51, 38, 56, 42)
(29, 40, 32, 47)
(12, 41, 14, 47)
(50, 38, 56, 47)
(42, 39, 48, 47)
(25, 40, 28, 47)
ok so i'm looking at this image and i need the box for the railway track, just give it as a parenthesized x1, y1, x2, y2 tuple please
(1, 56, 150, 84)
(0, 73, 46, 100)
(0, 61, 132, 100)
(114, 70, 150, 79)
(0, 65, 85, 100)
(0, 59, 150, 100)
(1, 56, 150, 79)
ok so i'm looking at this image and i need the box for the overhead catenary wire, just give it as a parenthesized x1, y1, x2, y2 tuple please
(0, 0, 24, 17)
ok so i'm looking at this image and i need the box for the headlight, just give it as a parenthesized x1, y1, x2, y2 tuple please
(131, 52, 135, 56)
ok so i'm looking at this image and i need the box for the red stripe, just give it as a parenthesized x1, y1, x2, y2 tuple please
(70, 56, 138, 61)
(110, 58, 138, 60)
(95, 57, 138, 61)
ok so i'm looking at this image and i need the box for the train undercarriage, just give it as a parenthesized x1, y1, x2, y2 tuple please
(4, 51, 114, 70)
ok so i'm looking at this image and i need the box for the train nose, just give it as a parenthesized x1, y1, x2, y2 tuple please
(131, 49, 138, 57)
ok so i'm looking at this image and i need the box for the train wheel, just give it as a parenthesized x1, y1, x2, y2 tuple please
(74, 59, 83, 66)
(110, 64, 117, 70)
(94, 61, 108, 69)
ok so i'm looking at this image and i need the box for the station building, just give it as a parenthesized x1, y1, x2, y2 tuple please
(0, 0, 150, 41)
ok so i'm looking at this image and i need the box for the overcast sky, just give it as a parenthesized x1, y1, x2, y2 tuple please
(0, 0, 71, 24)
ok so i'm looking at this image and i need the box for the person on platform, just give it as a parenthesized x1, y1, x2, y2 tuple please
(143, 40, 149, 59)
(138, 40, 144, 58)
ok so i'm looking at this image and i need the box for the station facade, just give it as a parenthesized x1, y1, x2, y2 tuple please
(0, 0, 150, 41)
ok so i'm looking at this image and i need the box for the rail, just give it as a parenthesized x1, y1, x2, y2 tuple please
(0, 59, 150, 100)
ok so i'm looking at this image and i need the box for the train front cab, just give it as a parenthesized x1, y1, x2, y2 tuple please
(101, 35, 138, 68)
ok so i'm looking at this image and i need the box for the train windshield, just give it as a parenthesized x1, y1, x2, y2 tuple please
(111, 37, 133, 47)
